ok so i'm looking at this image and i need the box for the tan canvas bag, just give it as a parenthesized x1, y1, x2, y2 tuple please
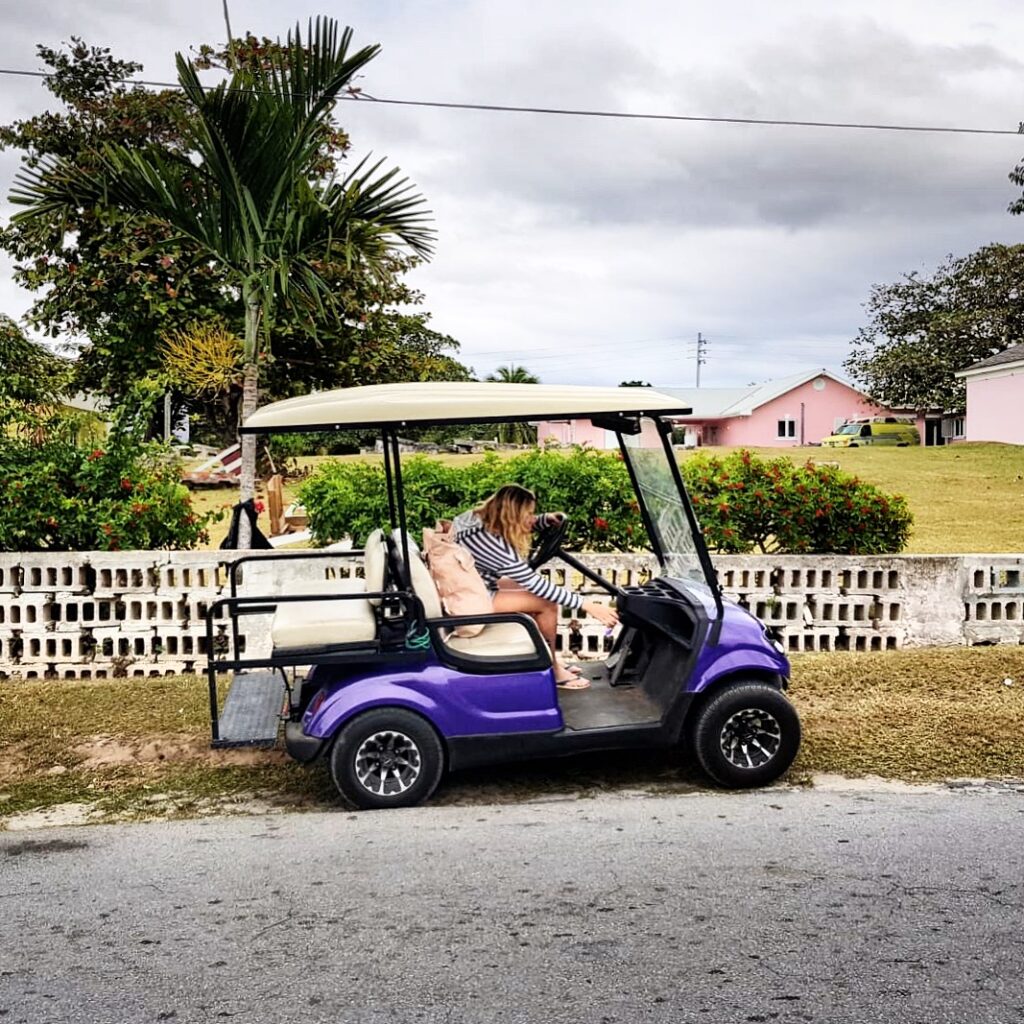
(422, 521, 492, 637)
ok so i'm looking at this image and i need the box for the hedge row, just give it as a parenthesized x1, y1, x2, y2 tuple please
(299, 447, 912, 555)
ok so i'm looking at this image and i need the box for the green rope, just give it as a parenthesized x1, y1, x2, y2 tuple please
(405, 627, 431, 651)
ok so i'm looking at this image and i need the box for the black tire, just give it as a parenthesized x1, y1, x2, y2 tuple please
(691, 683, 801, 788)
(330, 708, 445, 810)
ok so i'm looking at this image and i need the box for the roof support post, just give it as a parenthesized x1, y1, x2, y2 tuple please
(390, 432, 411, 579)
(381, 427, 398, 529)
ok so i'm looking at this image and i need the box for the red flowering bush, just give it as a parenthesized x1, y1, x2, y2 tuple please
(0, 389, 220, 551)
(682, 450, 912, 554)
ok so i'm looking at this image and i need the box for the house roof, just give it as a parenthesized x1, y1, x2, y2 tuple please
(656, 368, 858, 419)
(956, 344, 1024, 376)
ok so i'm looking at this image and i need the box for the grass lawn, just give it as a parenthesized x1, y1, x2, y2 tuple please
(1, 646, 1021, 826)
(192, 442, 1024, 553)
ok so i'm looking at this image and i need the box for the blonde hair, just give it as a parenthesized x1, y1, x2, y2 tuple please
(477, 485, 536, 556)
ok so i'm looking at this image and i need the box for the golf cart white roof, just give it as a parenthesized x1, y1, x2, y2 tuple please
(242, 382, 692, 432)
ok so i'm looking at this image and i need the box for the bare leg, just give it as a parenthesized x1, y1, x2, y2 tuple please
(492, 589, 587, 688)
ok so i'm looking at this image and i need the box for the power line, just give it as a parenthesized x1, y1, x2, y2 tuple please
(353, 94, 1024, 138)
(0, 65, 1021, 137)
(468, 334, 693, 358)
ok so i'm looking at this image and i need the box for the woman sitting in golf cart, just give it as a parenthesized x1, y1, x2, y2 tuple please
(452, 484, 619, 689)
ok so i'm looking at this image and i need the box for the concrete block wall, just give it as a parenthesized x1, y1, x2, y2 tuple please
(0, 550, 366, 680)
(1, 550, 1022, 679)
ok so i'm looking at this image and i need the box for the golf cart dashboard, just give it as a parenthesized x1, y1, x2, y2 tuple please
(616, 577, 702, 650)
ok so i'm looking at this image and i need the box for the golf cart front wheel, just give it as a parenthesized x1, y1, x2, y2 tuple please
(330, 708, 444, 810)
(691, 683, 801, 788)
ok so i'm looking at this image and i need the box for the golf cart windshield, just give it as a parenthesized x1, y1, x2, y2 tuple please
(622, 420, 710, 588)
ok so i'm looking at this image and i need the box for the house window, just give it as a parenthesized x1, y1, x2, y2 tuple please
(777, 418, 796, 439)
(940, 416, 965, 440)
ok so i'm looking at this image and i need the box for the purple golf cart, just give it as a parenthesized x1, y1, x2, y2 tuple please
(205, 383, 799, 809)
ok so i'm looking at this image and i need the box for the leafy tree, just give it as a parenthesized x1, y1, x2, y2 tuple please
(844, 244, 1024, 410)
(1009, 154, 1024, 216)
(10, 19, 435, 545)
(0, 40, 230, 406)
(0, 315, 72, 405)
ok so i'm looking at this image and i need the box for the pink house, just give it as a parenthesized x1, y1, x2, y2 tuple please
(955, 345, 1024, 445)
(536, 417, 663, 448)
(535, 369, 905, 449)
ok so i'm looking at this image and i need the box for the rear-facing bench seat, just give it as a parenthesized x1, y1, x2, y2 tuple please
(269, 529, 386, 655)
(270, 577, 377, 653)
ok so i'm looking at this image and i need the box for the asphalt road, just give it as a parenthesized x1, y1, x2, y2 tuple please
(2, 784, 1023, 1024)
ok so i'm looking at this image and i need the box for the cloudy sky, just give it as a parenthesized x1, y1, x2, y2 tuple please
(1, 0, 1023, 388)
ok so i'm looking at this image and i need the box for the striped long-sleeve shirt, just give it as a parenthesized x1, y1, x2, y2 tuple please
(451, 510, 584, 611)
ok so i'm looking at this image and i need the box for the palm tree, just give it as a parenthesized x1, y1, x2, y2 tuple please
(10, 18, 434, 544)
(484, 364, 540, 443)
(485, 364, 540, 385)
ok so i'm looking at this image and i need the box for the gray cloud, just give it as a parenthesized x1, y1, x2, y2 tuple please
(2, 1, 1024, 386)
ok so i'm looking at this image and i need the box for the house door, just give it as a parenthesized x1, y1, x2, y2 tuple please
(924, 419, 945, 446)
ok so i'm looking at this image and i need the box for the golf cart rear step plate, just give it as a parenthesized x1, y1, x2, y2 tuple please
(214, 671, 285, 748)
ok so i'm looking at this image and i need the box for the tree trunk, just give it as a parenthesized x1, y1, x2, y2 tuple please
(236, 293, 261, 548)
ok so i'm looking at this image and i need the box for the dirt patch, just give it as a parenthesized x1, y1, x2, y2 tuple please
(72, 733, 288, 770)
(0, 747, 33, 786)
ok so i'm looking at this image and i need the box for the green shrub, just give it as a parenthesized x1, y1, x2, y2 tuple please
(300, 448, 639, 550)
(0, 394, 220, 552)
(299, 446, 911, 554)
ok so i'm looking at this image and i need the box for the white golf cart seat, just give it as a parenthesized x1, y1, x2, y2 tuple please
(395, 530, 542, 660)
(270, 529, 386, 652)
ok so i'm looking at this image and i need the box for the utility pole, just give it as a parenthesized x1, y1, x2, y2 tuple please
(223, 0, 236, 68)
(695, 332, 708, 387)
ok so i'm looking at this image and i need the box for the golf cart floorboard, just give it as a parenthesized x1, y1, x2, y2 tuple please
(214, 671, 286, 748)
(558, 664, 660, 730)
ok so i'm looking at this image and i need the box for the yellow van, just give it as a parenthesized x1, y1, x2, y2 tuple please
(821, 418, 920, 448)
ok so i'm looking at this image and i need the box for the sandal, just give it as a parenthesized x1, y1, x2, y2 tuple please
(556, 675, 591, 690)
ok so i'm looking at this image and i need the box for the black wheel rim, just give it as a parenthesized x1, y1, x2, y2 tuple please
(719, 707, 782, 769)
(354, 729, 422, 796)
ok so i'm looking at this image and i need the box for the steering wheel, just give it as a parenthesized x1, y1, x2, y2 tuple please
(528, 517, 570, 569)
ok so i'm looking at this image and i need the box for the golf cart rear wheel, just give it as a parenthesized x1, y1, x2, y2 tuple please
(691, 683, 801, 788)
(330, 708, 444, 810)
